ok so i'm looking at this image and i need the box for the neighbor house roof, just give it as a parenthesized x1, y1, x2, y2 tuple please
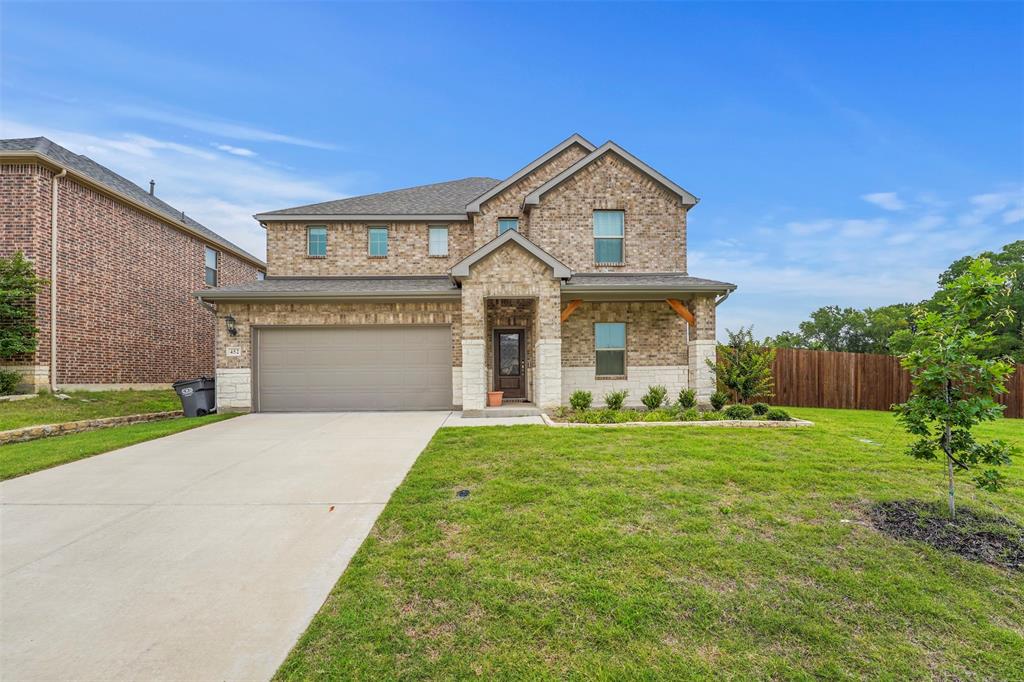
(253, 177, 501, 222)
(449, 230, 572, 280)
(524, 141, 699, 208)
(0, 137, 265, 269)
(195, 275, 460, 301)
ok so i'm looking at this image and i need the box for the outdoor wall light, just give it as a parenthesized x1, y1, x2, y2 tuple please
(225, 315, 238, 337)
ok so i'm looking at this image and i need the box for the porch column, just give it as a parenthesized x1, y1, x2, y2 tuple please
(688, 294, 717, 405)
(533, 290, 562, 409)
(461, 287, 486, 411)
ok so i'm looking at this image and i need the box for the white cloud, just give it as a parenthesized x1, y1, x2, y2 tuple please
(0, 118, 350, 260)
(958, 187, 1024, 227)
(862, 191, 906, 211)
(214, 143, 257, 157)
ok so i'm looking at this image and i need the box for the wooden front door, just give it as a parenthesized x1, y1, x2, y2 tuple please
(493, 329, 525, 399)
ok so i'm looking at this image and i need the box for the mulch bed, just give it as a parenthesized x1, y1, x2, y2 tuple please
(869, 500, 1024, 572)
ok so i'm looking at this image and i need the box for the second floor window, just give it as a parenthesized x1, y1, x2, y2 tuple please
(307, 226, 327, 257)
(428, 226, 449, 256)
(204, 247, 218, 286)
(368, 226, 389, 257)
(595, 322, 626, 376)
(498, 218, 519, 235)
(594, 210, 624, 264)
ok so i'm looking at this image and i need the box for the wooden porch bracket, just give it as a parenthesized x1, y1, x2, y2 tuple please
(560, 299, 583, 323)
(665, 298, 696, 326)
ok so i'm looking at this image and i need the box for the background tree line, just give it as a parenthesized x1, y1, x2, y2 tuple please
(766, 240, 1023, 362)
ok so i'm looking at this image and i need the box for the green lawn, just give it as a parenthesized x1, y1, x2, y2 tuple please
(0, 413, 236, 480)
(277, 408, 1024, 680)
(0, 389, 181, 431)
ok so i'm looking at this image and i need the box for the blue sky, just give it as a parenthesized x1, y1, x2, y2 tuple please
(3, 1, 1022, 337)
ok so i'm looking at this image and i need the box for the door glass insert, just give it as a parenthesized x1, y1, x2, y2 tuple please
(498, 333, 520, 376)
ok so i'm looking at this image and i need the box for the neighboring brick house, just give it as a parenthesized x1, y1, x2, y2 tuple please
(0, 137, 266, 391)
(198, 134, 735, 412)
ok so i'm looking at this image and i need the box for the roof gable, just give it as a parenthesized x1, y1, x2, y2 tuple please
(523, 141, 698, 208)
(449, 229, 571, 280)
(465, 134, 597, 213)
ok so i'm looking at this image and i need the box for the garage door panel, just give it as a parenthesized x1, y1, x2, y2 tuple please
(256, 326, 453, 412)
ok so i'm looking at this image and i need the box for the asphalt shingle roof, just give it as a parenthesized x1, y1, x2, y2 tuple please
(0, 137, 264, 266)
(197, 276, 460, 299)
(564, 273, 736, 291)
(257, 177, 501, 217)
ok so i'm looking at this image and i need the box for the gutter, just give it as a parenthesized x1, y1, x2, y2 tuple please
(253, 213, 469, 223)
(50, 167, 67, 393)
(192, 290, 461, 302)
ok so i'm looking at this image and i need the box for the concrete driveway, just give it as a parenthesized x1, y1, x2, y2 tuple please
(1, 412, 448, 682)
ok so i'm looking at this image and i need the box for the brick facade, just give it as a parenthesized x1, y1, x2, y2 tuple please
(0, 162, 263, 389)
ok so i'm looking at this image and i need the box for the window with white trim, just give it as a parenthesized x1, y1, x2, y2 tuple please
(595, 322, 626, 376)
(204, 247, 218, 286)
(368, 226, 388, 257)
(307, 226, 327, 257)
(593, 210, 624, 264)
(428, 225, 449, 256)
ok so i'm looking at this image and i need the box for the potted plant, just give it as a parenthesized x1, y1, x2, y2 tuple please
(487, 390, 503, 407)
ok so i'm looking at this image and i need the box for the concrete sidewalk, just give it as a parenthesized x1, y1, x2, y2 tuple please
(0, 411, 447, 682)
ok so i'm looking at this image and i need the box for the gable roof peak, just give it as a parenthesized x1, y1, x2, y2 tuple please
(523, 140, 699, 208)
(449, 229, 572, 280)
(465, 133, 597, 213)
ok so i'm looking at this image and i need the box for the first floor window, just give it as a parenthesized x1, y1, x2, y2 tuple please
(595, 322, 626, 376)
(428, 225, 449, 256)
(368, 226, 389, 257)
(307, 226, 327, 257)
(498, 218, 519, 235)
(594, 210, 624, 264)
(204, 247, 218, 286)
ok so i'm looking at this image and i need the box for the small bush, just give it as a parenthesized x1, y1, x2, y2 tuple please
(766, 408, 792, 421)
(702, 411, 724, 421)
(604, 389, 628, 410)
(723, 404, 755, 420)
(680, 407, 700, 421)
(677, 388, 697, 409)
(0, 369, 20, 395)
(552, 406, 570, 420)
(569, 390, 593, 411)
(752, 402, 770, 416)
(641, 385, 668, 410)
(642, 408, 675, 422)
(710, 391, 729, 411)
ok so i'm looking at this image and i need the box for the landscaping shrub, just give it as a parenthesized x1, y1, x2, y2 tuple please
(569, 390, 593, 411)
(677, 388, 697, 409)
(642, 408, 675, 422)
(766, 408, 792, 421)
(709, 391, 728, 411)
(604, 390, 628, 410)
(752, 402, 770, 416)
(723, 404, 755, 420)
(702, 411, 724, 421)
(680, 407, 700, 421)
(0, 369, 20, 396)
(641, 385, 668, 410)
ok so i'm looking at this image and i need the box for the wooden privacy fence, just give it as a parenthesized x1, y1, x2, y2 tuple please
(765, 348, 1024, 418)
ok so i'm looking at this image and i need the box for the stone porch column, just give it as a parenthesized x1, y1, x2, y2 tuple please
(688, 295, 717, 405)
(460, 287, 487, 411)
(533, 289, 562, 409)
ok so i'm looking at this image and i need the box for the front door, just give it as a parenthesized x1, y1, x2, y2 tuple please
(493, 329, 525, 400)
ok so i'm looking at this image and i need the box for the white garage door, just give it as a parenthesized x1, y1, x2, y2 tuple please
(255, 326, 453, 412)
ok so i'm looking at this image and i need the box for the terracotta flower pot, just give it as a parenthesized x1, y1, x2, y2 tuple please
(487, 391, 504, 407)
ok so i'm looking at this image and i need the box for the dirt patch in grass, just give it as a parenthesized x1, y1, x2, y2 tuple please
(869, 500, 1024, 572)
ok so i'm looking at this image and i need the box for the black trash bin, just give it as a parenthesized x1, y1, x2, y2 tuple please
(172, 377, 216, 417)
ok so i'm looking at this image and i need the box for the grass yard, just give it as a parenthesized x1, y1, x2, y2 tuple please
(0, 413, 236, 480)
(0, 389, 181, 431)
(278, 408, 1024, 680)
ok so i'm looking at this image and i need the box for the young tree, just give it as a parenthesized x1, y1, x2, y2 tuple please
(0, 252, 44, 359)
(894, 258, 1017, 519)
(707, 326, 775, 404)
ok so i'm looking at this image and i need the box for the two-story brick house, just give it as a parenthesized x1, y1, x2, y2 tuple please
(198, 134, 735, 412)
(0, 137, 266, 392)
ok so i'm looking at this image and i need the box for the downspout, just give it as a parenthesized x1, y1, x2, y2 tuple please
(50, 167, 67, 393)
(714, 290, 732, 307)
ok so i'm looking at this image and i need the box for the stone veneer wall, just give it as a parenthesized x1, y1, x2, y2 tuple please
(459, 242, 561, 409)
(213, 300, 462, 410)
(265, 221, 475, 277)
(527, 153, 688, 273)
(688, 295, 718, 404)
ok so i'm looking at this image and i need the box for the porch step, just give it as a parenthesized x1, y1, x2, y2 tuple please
(462, 405, 543, 418)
